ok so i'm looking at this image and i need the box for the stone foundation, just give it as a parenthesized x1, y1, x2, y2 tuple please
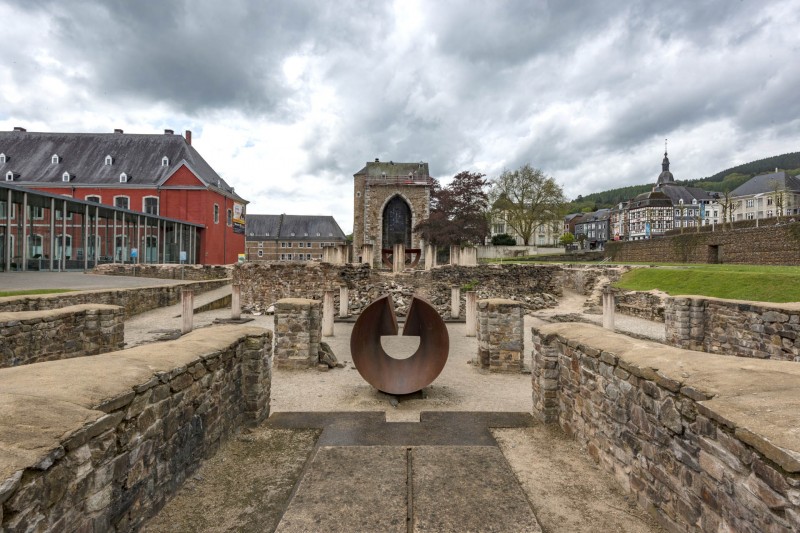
(532, 322, 800, 532)
(0, 279, 229, 317)
(234, 262, 565, 319)
(666, 296, 800, 361)
(273, 298, 322, 369)
(616, 290, 667, 322)
(0, 304, 124, 368)
(0, 326, 270, 532)
(93, 263, 232, 280)
(477, 299, 524, 372)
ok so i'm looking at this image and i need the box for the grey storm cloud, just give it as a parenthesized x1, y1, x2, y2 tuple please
(2, 0, 799, 216)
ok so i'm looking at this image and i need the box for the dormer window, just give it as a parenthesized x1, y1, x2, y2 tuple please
(0, 153, 6, 164)
(105, 155, 113, 166)
(5, 171, 14, 181)
(62, 171, 71, 182)
(52, 154, 60, 164)
(161, 156, 169, 167)
(119, 172, 128, 183)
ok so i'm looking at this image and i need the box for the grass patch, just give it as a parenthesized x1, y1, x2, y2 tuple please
(614, 265, 800, 303)
(0, 288, 74, 297)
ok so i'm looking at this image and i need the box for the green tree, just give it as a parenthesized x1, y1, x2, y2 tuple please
(491, 233, 517, 246)
(489, 164, 566, 245)
(415, 171, 489, 246)
(558, 232, 575, 247)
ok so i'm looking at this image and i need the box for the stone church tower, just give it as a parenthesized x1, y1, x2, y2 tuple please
(352, 159, 433, 262)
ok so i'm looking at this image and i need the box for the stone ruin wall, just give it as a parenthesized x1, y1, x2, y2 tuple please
(233, 262, 565, 319)
(0, 326, 270, 532)
(666, 296, 800, 362)
(93, 263, 233, 280)
(616, 290, 667, 322)
(0, 279, 228, 317)
(605, 223, 800, 265)
(532, 323, 800, 532)
(0, 304, 124, 368)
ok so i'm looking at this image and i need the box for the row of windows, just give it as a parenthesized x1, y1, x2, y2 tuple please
(0, 153, 170, 168)
(211, 205, 234, 225)
(1, 197, 159, 218)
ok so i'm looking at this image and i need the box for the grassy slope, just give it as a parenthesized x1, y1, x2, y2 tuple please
(0, 289, 73, 297)
(613, 265, 800, 303)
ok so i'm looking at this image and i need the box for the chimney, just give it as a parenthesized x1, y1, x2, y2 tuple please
(164, 129, 174, 135)
(13, 126, 26, 132)
(185, 130, 192, 145)
(114, 128, 124, 134)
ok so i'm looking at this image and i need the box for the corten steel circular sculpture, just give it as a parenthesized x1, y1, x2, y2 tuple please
(350, 294, 449, 395)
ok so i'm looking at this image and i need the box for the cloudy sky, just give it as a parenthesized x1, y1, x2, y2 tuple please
(2, 0, 798, 231)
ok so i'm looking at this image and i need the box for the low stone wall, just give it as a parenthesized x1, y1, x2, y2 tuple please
(665, 296, 800, 361)
(0, 304, 124, 368)
(234, 262, 566, 319)
(616, 290, 667, 322)
(558, 265, 628, 296)
(477, 299, 524, 372)
(0, 279, 229, 317)
(605, 223, 800, 265)
(532, 322, 800, 532)
(0, 326, 270, 532)
(93, 263, 233, 280)
(273, 298, 322, 369)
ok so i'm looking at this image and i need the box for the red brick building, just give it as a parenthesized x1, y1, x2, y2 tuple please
(0, 127, 246, 264)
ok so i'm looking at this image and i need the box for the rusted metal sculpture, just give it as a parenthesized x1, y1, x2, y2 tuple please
(380, 248, 422, 269)
(350, 294, 449, 395)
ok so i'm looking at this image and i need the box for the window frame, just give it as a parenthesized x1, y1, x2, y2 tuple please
(213, 204, 219, 224)
(113, 195, 130, 210)
(142, 196, 159, 216)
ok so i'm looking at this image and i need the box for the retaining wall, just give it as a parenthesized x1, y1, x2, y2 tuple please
(0, 304, 124, 368)
(665, 296, 800, 361)
(93, 263, 233, 280)
(605, 223, 800, 265)
(532, 322, 800, 532)
(0, 326, 271, 532)
(233, 262, 565, 318)
(616, 290, 667, 322)
(0, 279, 229, 317)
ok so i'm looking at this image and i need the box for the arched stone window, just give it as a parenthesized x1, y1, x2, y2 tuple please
(382, 195, 412, 248)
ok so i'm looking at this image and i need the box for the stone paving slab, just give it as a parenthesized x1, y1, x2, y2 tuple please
(275, 446, 408, 533)
(412, 446, 542, 533)
(266, 411, 535, 447)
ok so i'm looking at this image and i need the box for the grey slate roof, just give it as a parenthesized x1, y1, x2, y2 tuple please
(0, 130, 245, 202)
(659, 184, 714, 205)
(731, 171, 800, 196)
(245, 214, 347, 241)
(354, 160, 430, 178)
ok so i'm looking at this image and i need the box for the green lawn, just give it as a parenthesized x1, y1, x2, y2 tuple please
(0, 289, 74, 298)
(613, 265, 800, 303)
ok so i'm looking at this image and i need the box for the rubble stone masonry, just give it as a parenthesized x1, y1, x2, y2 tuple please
(477, 299, 524, 372)
(273, 298, 322, 369)
(532, 322, 800, 532)
(0, 326, 271, 532)
(234, 262, 565, 319)
(0, 279, 228, 317)
(666, 296, 800, 361)
(0, 304, 124, 368)
(93, 263, 233, 280)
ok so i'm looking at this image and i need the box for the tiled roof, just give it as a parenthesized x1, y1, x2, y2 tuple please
(731, 171, 800, 197)
(245, 214, 347, 241)
(0, 130, 245, 202)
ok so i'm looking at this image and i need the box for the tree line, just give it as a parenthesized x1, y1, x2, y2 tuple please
(414, 165, 566, 247)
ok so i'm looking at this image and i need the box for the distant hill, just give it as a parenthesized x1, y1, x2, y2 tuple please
(568, 151, 800, 212)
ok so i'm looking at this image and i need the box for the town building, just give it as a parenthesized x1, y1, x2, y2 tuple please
(574, 208, 611, 249)
(731, 171, 800, 221)
(0, 127, 246, 264)
(489, 211, 561, 246)
(352, 159, 433, 263)
(244, 214, 346, 261)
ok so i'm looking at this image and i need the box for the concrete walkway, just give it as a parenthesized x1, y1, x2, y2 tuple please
(0, 271, 187, 291)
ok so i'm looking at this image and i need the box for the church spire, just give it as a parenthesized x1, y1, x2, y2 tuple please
(656, 138, 675, 185)
(662, 138, 670, 172)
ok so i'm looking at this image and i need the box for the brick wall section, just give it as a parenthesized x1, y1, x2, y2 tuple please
(0, 279, 228, 317)
(605, 223, 800, 265)
(234, 262, 565, 319)
(616, 290, 667, 322)
(93, 263, 233, 280)
(0, 304, 124, 368)
(666, 296, 800, 361)
(0, 326, 270, 532)
(477, 299, 524, 372)
(273, 298, 322, 369)
(531, 323, 800, 532)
